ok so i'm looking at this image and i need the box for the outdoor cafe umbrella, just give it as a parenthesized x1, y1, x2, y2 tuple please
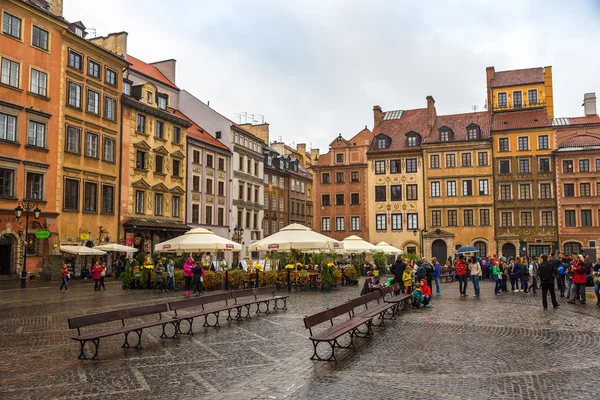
(94, 243, 138, 253)
(373, 242, 403, 255)
(456, 245, 479, 254)
(248, 223, 342, 252)
(60, 245, 106, 256)
(154, 227, 241, 252)
(340, 235, 376, 253)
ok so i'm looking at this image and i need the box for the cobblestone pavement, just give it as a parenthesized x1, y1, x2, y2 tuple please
(1, 278, 600, 400)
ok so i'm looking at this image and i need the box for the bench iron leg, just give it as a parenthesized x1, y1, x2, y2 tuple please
(177, 318, 194, 335)
(123, 329, 143, 349)
(310, 340, 337, 362)
(204, 312, 220, 328)
(77, 339, 100, 360)
(161, 321, 179, 339)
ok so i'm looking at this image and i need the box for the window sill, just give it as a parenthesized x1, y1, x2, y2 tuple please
(154, 172, 167, 177)
(103, 117, 117, 123)
(171, 175, 182, 179)
(0, 139, 20, 147)
(102, 159, 116, 164)
(100, 212, 115, 215)
(64, 150, 81, 156)
(66, 104, 82, 111)
(83, 210, 98, 214)
(86, 110, 101, 117)
(154, 136, 167, 142)
(2, 32, 23, 43)
(62, 208, 80, 212)
(83, 155, 100, 160)
(24, 198, 46, 204)
(27, 91, 50, 101)
(0, 81, 22, 92)
(136, 131, 149, 137)
(25, 144, 49, 152)
(134, 168, 148, 173)
(0, 196, 17, 200)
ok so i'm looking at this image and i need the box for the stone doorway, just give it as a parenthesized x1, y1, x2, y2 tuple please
(502, 243, 516, 259)
(432, 239, 447, 263)
(0, 234, 16, 275)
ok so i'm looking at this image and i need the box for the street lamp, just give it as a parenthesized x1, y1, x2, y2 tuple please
(226, 226, 244, 291)
(412, 228, 428, 258)
(15, 201, 41, 288)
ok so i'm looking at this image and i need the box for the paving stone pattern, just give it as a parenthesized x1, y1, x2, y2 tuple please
(1, 278, 600, 399)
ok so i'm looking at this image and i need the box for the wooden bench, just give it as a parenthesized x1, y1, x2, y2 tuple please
(68, 303, 174, 360)
(253, 286, 289, 313)
(348, 291, 396, 328)
(439, 267, 456, 282)
(303, 302, 373, 361)
(169, 292, 231, 331)
(380, 284, 411, 313)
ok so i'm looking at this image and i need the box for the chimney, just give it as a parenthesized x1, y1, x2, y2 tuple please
(89, 32, 128, 57)
(583, 92, 597, 116)
(48, 0, 63, 16)
(297, 143, 306, 156)
(426, 95, 436, 128)
(486, 66, 495, 111)
(373, 105, 383, 128)
(150, 59, 177, 85)
(310, 148, 320, 163)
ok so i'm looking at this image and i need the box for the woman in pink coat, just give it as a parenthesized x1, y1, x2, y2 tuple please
(183, 257, 194, 295)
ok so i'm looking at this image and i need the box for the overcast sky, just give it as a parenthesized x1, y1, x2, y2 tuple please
(65, 0, 600, 152)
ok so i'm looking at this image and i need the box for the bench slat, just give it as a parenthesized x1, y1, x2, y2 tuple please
(304, 302, 354, 330)
(68, 303, 169, 329)
(169, 292, 231, 311)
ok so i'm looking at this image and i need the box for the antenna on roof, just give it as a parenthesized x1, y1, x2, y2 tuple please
(235, 114, 241, 124)
(242, 112, 247, 123)
(87, 28, 97, 37)
(472, 105, 478, 111)
(258, 115, 264, 124)
(483, 99, 488, 110)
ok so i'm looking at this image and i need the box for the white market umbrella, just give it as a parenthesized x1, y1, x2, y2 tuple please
(60, 245, 106, 256)
(249, 223, 342, 252)
(340, 235, 377, 253)
(154, 227, 241, 252)
(94, 243, 138, 253)
(373, 241, 403, 255)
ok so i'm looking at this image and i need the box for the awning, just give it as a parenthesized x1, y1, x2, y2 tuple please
(122, 218, 190, 232)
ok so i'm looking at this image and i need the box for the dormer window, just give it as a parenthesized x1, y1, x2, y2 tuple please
(75, 27, 84, 37)
(405, 132, 421, 147)
(157, 95, 167, 110)
(146, 92, 152, 104)
(467, 125, 480, 140)
(439, 130, 450, 142)
(267, 156, 272, 166)
(375, 134, 390, 149)
(122, 81, 131, 95)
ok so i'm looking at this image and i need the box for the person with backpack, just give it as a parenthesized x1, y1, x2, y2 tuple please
(529, 256, 539, 295)
(432, 257, 441, 295)
(390, 255, 406, 294)
(492, 261, 502, 295)
(455, 255, 468, 297)
(557, 263, 566, 297)
(422, 257, 434, 289)
(538, 254, 559, 309)
(511, 257, 522, 292)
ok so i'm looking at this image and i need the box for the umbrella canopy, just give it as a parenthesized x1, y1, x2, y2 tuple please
(154, 227, 241, 252)
(60, 245, 106, 256)
(94, 243, 138, 253)
(340, 235, 376, 253)
(373, 241, 403, 255)
(456, 245, 479, 254)
(249, 223, 342, 252)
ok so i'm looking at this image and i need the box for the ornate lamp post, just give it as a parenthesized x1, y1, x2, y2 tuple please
(15, 201, 41, 289)
(226, 225, 244, 290)
(412, 228, 428, 258)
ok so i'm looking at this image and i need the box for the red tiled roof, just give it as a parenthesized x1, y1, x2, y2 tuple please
(568, 115, 600, 125)
(491, 109, 551, 131)
(369, 108, 429, 153)
(490, 67, 544, 88)
(425, 112, 491, 143)
(558, 135, 600, 149)
(127, 55, 178, 90)
(170, 109, 230, 151)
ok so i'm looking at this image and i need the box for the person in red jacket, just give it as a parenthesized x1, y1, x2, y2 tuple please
(569, 255, 587, 304)
(91, 261, 102, 290)
(455, 255, 468, 297)
(420, 279, 432, 308)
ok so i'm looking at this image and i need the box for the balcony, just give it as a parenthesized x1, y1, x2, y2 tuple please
(492, 101, 546, 112)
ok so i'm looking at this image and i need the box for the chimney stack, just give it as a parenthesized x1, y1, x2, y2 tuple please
(426, 95, 436, 128)
(583, 92, 597, 116)
(486, 66, 495, 111)
(48, 0, 64, 16)
(89, 32, 128, 57)
(373, 105, 383, 128)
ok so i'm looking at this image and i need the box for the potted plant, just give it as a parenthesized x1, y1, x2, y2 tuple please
(343, 265, 360, 284)
(321, 263, 336, 291)
(228, 269, 245, 289)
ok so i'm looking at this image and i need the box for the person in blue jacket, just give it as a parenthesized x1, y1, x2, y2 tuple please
(432, 257, 441, 295)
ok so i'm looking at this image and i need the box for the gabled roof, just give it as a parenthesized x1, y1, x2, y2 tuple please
(170, 150, 185, 159)
(491, 109, 551, 131)
(170, 186, 185, 195)
(170, 109, 230, 152)
(152, 182, 170, 192)
(153, 145, 169, 155)
(490, 67, 544, 88)
(127, 55, 178, 90)
(425, 111, 491, 143)
(133, 140, 152, 151)
(557, 135, 600, 149)
(369, 108, 429, 153)
(132, 178, 151, 189)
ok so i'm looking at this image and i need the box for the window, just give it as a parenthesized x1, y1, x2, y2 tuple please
(216, 131, 222, 139)
(499, 138, 509, 152)
(336, 217, 345, 231)
(565, 210, 576, 227)
(406, 134, 418, 147)
(406, 158, 417, 173)
(376, 214, 387, 231)
(30, 69, 47, 96)
(501, 212, 513, 227)
(597, 159, 600, 172)
(499, 159, 510, 174)
(519, 159, 530, 173)
(541, 211, 553, 226)
(217, 207, 224, 226)
(520, 211, 532, 227)
(478, 179, 489, 195)
(171, 195, 180, 218)
(351, 216, 360, 231)
(538, 135, 548, 150)
(205, 154, 214, 168)
(563, 160, 573, 173)
(407, 213, 418, 230)
(86, 90, 100, 114)
(579, 159, 590, 172)
(528, 89, 538, 104)
(104, 97, 116, 121)
(263, 195, 269, 210)
(68, 50, 82, 70)
(376, 137, 387, 149)
(218, 181, 224, 196)
(68, 82, 82, 108)
(447, 181, 457, 197)
(0, 113, 16, 141)
(430, 155, 440, 169)
(498, 92, 507, 107)
(431, 210, 441, 227)
(581, 210, 592, 227)
(0, 168, 14, 198)
(157, 96, 167, 110)
(102, 185, 114, 214)
(461, 153, 472, 167)
(85, 132, 98, 158)
(272, 196, 277, 209)
(439, 130, 450, 142)
(155, 121, 164, 139)
(173, 127, 181, 144)
(598, 182, 600, 196)
(103, 137, 115, 162)
(84, 181, 97, 212)
(27, 121, 45, 147)
(462, 180, 473, 196)
(477, 152, 488, 166)
(218, 158, 225, 170)
(564, 184, 574, 197)
(88, 60, 100, 78)
(540, 183, 552, 199)
(375, 186, 386, 202)
(391, 213, 402, 230)
(351, 193, 360, 205)
(335, 194, 344, 205)
(580, 183, 591, 197)
(137, 114, 146, 133)
(1, 58, 19, 87)
(336, 172, 344, 183)
(480, 209, 490, 226)
(430, 182, 440, 197)
(135, 191, 145, 214)
(63, 178, 79, 210)
(192, 151, 201, 164)
(135, 151, 146, 169)
(520, 184, 531, 200)
(446, 154, 456, 168)
(322, 217, 331, 231)
(447, 210, 458, 226)
(192, 176, 200, 192)
(518, 137, 529, 151)
(320, 194, 330, 206)
(3, 13, 21, 38)
(391, 185, 402, 201)
(336, 153, 344, 163)
(155, 155, 163, 173)
(205, 179, 213, 195)
(351, 171, 359, 182)
(105, 68, 117, 86)
(406, 184, 418, 200)
(322, 173, 330, 184)
(464, 210, 474, 226)
(154, 193, 163, 215)
(122, 81, 131, 95)
(375, 160, 386, 174)
(500, 184, 512, 200)
(467, 127, 479, 140)
(539, 158, 550, 173)
(279, 177, 285, 188)
(513, 91, 522, 107)
(564, 241, 581, 255)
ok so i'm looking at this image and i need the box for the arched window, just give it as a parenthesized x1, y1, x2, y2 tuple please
(474, 241, 487, 257)
(564, 242, 582, 256)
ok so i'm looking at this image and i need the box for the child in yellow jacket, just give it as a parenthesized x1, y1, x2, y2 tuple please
(402, 267, 414, 294)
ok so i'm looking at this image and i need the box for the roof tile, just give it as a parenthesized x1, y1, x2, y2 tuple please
(425, 111, 491, 143)
(170, 109, 230, 152)
(369, 108, 429, 153)
(490, 67, 544, 88)
(491, 109, 551, 131)
(127, 55, 178, 90)
(557, 135, 600, 149)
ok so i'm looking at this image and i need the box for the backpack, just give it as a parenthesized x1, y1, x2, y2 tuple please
(424, 263, 433, 276)
(558, 266, 566, 276)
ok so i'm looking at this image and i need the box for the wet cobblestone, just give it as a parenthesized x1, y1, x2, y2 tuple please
(1, 278, 600, 399)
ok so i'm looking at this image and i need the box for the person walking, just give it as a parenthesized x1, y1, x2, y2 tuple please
(521, 259, 530, 293)
(557, 262, 566, 297)
(569, 255, 587, 304)
(92, 261, 102, 290)
(390, 255, 406, 294)
(192, 262, 205, 296)
(98, 262, 106, 290)
(432, 257, 441, 295)
(154, 258, 165, 291)
(538, 254, 559, 309)
(529, 256, 539, 294)
(593, 257, 600, 305)
(166, 259, 177, 290)
(511, 257, 522, 292)
(183, 257, 194, 295)
(492, 261, 502, 295)
(501, 258, 512, 292)
(468, 256, 482, 298)
(455, 255, 468, 297)
(59, 264, 70, 292)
